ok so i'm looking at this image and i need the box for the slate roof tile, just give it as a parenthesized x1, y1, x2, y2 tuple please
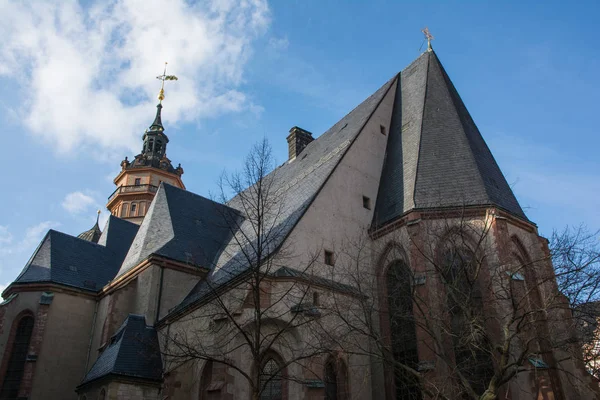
(373, 51, 526, 227)
(12, 216, 138, 292)
(169, 75, 397, 315)
(79, 314, 162, 387)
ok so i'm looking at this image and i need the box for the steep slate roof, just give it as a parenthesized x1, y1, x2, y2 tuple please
(13, 217, 138, 292)
(373, 50, 526, 227)
(98, 215, 140, 262)
(117, 183, 242, 277)
(79, 314, 162, 387)
(170, 75, 397, 316)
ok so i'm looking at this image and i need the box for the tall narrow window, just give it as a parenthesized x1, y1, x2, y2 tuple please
(199, 361, 214, 399)
(134, 178, 141, 186)
(443, 248, 494, 397)
(98, 388, 106, 400)
(130, 203, 137, 216)
(324, 358, 348, 400)
(325, 361, 337, 400)
(324, 250, 334, 266)
(362, 196, 371, 210)
(386, 261, 422, 400)
(260, 358, 282, 400)
(0, 315, 34, 398)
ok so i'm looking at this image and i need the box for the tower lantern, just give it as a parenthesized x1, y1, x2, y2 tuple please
(106, 63, 185, 224)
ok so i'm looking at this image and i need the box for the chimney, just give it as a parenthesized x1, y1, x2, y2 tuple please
(286, 126, 314, 161)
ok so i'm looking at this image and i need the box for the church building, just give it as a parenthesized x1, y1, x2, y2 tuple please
(0, 44, 597, 400)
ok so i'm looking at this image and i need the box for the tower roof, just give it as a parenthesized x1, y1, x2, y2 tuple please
(373, 50, 526, 227)
(148, 103, 164, 132)
(77, 213, 102, 243)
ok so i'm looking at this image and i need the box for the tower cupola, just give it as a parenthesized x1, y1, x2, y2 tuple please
(142, 103, 169, 159)
(106, 63, 185, 224)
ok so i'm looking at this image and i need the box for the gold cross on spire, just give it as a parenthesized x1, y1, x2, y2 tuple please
(156, 62, 178, 103)
(421, 27, 434, 52)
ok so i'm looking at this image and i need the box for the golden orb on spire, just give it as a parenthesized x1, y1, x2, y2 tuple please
(156, 62, 178, 103)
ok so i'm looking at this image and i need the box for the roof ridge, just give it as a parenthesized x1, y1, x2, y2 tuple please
(411, 51, 432, 208)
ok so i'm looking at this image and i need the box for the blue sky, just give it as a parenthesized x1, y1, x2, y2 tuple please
(0, 0, 599, 291)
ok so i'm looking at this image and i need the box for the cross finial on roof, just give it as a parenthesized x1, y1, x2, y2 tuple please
(421, 27, 434, 52)
(156, 62, 178, 103)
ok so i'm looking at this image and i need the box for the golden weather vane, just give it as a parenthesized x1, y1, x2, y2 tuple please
(156, 62, 178, 103)
(421, 27, 434, 52)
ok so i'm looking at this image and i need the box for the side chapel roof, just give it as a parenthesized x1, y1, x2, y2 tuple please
(79, 314, 162, 388)
(12, 216, 138, 292)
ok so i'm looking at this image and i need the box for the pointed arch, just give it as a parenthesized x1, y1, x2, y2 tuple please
(376, 241, 422, 399)
(0, 310, 35, 399)
(438, 229, 495, 397)
(256, 350, 287, 400)
(199, 360, 214, 400)
(324, 354, 348, 400)
(385, 260, 422, 400)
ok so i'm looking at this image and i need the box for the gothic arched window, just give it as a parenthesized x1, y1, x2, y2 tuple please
(259, 357, 283, 400)
(325, 360, 337, 400)
(0, 315, 34, 399)
(98, 388, 106, 400)
(442, 247, 494, 397)
(386, 261, 422, 400)
(324, 358, 348, 400)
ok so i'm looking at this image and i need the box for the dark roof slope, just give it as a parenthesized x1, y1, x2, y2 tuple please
(98, 215, 140, 263)
(15, 231, 118, 292)
(13, 218, 138, 292)
(117, 183, 242, 276)
(79, 314, 162, 387)
(171, 75, 397, 316)
(373, 50, 526, 227)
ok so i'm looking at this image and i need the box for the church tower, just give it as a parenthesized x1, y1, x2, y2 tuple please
(106, 64, 184, 224)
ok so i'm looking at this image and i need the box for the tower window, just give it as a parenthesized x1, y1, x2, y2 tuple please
(130, 203, 137, 216)
(134, 178, 141, 186)
(380, 124, 386, 135)
(324, 250, 334, 266)
(362, 196, 371, 210)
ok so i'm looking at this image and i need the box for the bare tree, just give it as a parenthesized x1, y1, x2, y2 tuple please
(319, 212, 600, 400)
(159, 139, 343, 400)
(552, 226, 600, 381)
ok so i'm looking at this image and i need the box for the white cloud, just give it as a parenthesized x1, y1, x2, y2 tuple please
(0, 221, 58, 258)
(0, 0, 270, 155)
(22, 221, 56, 251)
(62, 191, 97, 214)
